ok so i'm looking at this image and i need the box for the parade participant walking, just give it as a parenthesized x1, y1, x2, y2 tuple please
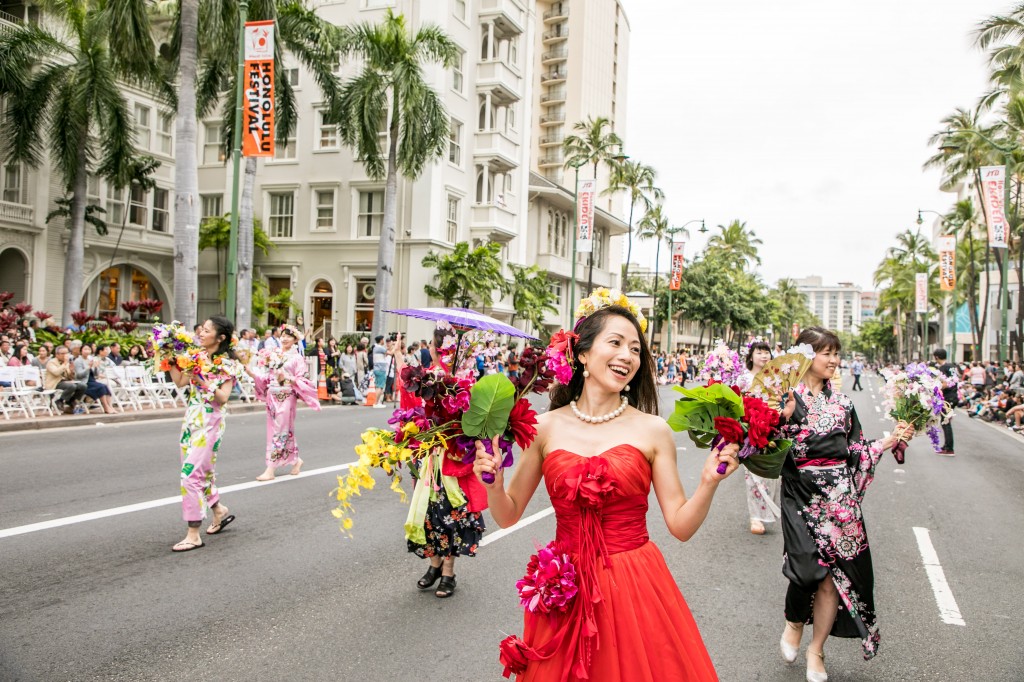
(168, 316, 243, 552)
(246, 324, 321, 482)
(474, 297, 740, 681)
(737, 338, 781, 535)
(851, 357, 864, 391)
(933, 348, 958, 456)
(776, 327, 912, 681)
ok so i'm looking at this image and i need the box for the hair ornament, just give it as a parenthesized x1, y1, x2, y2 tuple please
(574, 288, 648, 334)
(280, 323, 303, 340)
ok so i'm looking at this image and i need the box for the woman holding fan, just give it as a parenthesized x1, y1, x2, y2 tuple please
(737, 338, 781, 535)
(776, 327, 911, 681)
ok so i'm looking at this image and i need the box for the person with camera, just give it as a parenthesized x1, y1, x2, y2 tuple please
(933, 348, 958, 456)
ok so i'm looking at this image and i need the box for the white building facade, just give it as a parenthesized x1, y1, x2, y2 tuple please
(795, 276, 862, 335)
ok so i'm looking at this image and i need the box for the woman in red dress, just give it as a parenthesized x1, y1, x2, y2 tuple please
(474, 302, 740, 681)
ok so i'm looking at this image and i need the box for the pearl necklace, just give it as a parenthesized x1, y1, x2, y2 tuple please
(570, 396, 629, 424)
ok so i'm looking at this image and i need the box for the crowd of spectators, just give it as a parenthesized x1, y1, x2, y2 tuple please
(959, 360, 1024, 432)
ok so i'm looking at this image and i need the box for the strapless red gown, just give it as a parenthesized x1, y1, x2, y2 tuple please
(510, 445, 718, 681)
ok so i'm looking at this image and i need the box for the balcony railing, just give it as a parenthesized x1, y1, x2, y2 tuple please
(541, 48, 568, 63)
(540, 89, 566, 104)
(539, 113, 565, 125)
(538, 134, 564, 146)
(543, 6, 569, 21)
(540, 69, 567, 84)
(538, 153, 563, 167)
(0, 201, 33, 224)
(542, 28, 569, 42)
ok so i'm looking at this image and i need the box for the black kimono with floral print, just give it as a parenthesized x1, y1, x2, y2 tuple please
(777, 382, 887, 660)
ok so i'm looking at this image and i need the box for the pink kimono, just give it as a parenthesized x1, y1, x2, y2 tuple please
(253, 349, 321, 468)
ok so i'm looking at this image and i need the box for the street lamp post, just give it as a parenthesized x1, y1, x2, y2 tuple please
(225, 0, 250, 321)
(941, 129, 1013, 363)
(665, 219, 704, 355)
(567, 158, 585, 328)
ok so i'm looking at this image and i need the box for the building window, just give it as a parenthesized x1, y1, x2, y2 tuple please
(330, 52, 342, 75)
(152, 188, 169, 232)
(267, 276, 291, 326)
(452, 49, 465, 93)
(284, 68, 299, 87)
(507, 104, 516, 131)
(274, 132, 297, 160)
(2, 163, 24, 204)
(446, 195, 459, 243)
(546, 209, 569, 258)
(157, 112, 174, 155)
(593, 228, 605, 270)
(509, 37, 519, 67)
(354, 277, 376, 332)
(317, 110, 338, 150)
(134, 104, 152, 150)
(268, 192, 295, 238)
(549, 280, 563, 306)
(129, 185, 147, 226)
(315, 189, 335, 231)
(197, 274, 221, 323)
(85, 173, 100, 205)
(203, 122, 224, 164)
(201, 193, 223, 219)
(454, 0, 466, 21)
(449, 119, 463, 165)
(357, 190, 384, 237)
(106, 185, 125, 225)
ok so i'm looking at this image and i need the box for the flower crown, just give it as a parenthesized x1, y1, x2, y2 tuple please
(545, 288, 647, 384)
(280, 323, 302, 340)
(744, 335, 768, 353)
(575, 288, 647, 334)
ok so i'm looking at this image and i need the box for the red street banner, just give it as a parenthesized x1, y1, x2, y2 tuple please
(791, 322, 799, 340)
(243, 20, 275, 157)
(576, 179, 596, 253)
(669, 241, 685, 290)
(980, 165, 1008, 248)
(938, 235, 956, 292)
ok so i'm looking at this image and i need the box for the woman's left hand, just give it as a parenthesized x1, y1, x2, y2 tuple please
(703, 441, 740, 484)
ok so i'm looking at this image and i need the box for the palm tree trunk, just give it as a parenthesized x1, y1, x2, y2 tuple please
(622, 199, 635, 283)
(236, 156, 257, 329)
(173, 0, 200, 328)
(62, 149, 89, 327)
(372, 110, 400, 339)
(966, 228, 981, 360)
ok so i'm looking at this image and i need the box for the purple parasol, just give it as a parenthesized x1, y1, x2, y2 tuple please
(385, 307, 538, 340)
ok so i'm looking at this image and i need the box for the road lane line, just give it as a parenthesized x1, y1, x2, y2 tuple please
(480, 507, 555, 547)
(912, 527, 966, 626)
(875, 405, 881, 413)
(0, 461, 355, 540)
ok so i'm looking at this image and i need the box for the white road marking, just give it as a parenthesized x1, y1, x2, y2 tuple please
(875, 405, 881, 413)
(893, 468, 905, 474)
(0, 461, 355, 540)
(676, 446, 687, 451)
(480, 507, 555, 547)
(913, 527, 966, 626)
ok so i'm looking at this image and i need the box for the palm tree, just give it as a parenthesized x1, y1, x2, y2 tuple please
(336, 9, 458, 338)
(942, 200, 986, 358)
(637, 204, 669, 339)
(874, 230, 937, 360)
(770, 277, 815, 343)
(705, 220, 763, 272)
(508, 264, 559, 334)
(563, 116, 623, 294)
(603, 159, 663, 280)
(0, 1, 160, 326)
(181, 0, 343, 329)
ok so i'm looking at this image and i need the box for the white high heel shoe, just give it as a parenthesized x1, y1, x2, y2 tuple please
(806, 650, 827, 682)
(780, 622, 801, 664)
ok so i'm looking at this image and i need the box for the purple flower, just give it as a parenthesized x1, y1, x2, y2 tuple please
(926, 426, 941, 452)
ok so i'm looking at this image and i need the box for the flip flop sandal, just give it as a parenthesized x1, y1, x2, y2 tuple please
(172, 540, 204, 552)
(206, 514, 236, 535)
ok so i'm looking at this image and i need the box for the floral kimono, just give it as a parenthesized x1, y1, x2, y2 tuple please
(252, 348, 321, 468)
(738, 371, 782, 524)
(179, 355, 243, 522)
(777, 382, 886, 659)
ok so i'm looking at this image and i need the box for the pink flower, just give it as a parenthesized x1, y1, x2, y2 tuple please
(442, 387, 471, 414)
(516, 541, 578, 614)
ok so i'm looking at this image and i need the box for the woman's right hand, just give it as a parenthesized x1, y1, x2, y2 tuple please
(781, 388, 797, 420)
(473, 435, 504, 490)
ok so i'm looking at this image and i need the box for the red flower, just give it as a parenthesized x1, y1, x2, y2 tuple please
(563, 456, 617, 508)
(742, 396, 780, 448)
(549, 329, 578, 357)
(713, 416, 745, 444)
(499, 635, 530, 678)
(508, 398, 538, 449)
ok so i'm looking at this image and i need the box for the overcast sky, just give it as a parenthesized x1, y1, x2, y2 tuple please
(623, 0, 1013, 291)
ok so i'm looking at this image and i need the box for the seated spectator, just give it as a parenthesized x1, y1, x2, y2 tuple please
(124, 344, 147, 365)
(74, 343, 115, 414)
(31, 345, 50, 372)
(46, 345, 86, 414)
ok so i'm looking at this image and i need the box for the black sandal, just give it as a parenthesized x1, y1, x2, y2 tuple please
(435, 575, 457, 598)
(417, 565, 442, 590)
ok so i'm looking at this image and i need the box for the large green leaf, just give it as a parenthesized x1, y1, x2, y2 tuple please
(461, 373, 517, 438)
(741, 440, 792, 479)
(668, 383, 745, 449)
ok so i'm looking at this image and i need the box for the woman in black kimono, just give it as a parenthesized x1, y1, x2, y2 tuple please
(777, 327, 911, 682)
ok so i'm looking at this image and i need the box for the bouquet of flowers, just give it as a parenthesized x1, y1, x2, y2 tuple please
(253, 347, 287, 374)
(880, 362, 952, 463)
(698, 339, 746, 386)
(668, 380, 792, 478)
(331, 326, 554, 534)
(148, 321, 199, 373)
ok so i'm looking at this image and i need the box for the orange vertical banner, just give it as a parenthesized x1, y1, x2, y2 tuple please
(669, 242, 685, 291)
(243, 20, 275, 157)
(938, 235, 956, 292)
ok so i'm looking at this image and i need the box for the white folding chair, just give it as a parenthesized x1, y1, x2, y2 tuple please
(155, 371, 187, 407)
(124, 365, 158, 409)
(15, 367, 56, 417)
(140, 370, 176, 408)
(237, 375, 256, 403)
(108, 366, 142, 411)
(0, 367, 30, 419)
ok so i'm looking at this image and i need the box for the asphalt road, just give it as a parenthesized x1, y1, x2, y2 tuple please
(1, 376, 1022, 682)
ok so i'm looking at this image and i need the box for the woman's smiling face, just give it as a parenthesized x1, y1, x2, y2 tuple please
(808, 346, 840, 381)
(577, 314, 641, 392)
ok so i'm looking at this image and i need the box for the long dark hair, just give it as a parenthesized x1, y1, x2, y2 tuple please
(549, 306, 659, 415)
(745, 340, 771, 371)
(794, 326, 841, 354)
(207, 315, 236, 358)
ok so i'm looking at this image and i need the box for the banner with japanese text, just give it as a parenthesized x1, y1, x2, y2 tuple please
(669, 242, 685, 290)
(980, 165, 1008, 248)
(938, 235, 956, 292)
(576, 179, 596, 253)
(243, 20, 275, 157)
(915, 272, 928, 313)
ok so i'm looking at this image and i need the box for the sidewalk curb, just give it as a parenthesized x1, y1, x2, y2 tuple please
(0, 401, 266, 434)
(960, 408, 1024, 444)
